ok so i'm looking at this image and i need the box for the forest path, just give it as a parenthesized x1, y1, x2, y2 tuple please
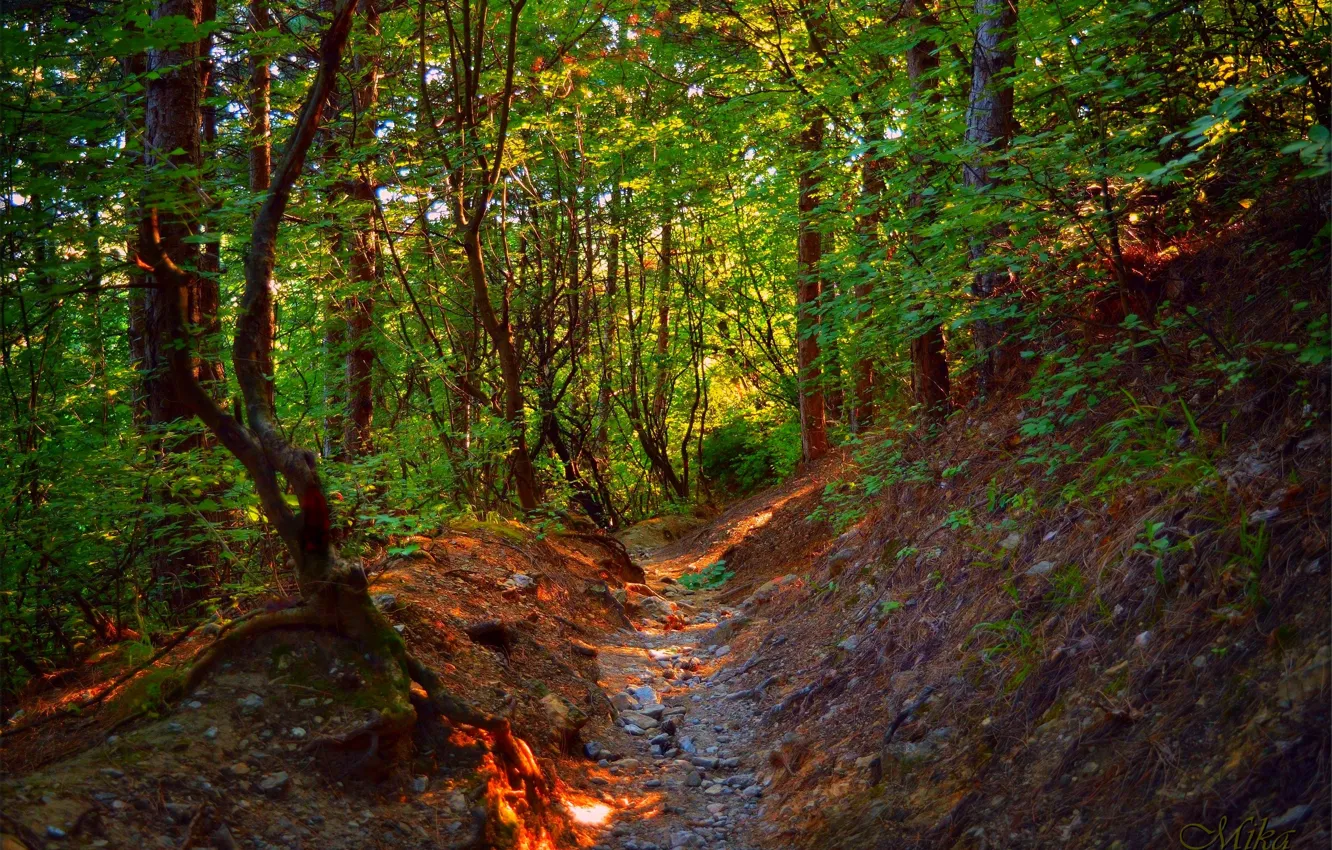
(569, 492, 806, 850)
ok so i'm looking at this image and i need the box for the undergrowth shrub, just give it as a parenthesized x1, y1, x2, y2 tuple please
(702, 411, 801, 493)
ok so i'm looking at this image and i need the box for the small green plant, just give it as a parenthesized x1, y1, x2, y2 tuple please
(970, 613, 1036, 663)
(1049, 564, 1086, 608)
(387, 542, 421, 558)
(941, 460, 971, 479)
(678, 559, 734, 591)
(944, 508, 974, 530)
(877, 599, 903, 617)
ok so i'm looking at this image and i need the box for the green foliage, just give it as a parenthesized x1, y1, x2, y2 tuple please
(678, 560, 734, 591)
(701, 413, 801, 494)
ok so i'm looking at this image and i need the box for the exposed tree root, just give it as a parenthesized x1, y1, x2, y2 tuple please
(170, 565, 551, 818)
(176, 605, 328, 698)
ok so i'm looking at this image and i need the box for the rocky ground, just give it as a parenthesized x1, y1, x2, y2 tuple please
(569, 601, 768, 850)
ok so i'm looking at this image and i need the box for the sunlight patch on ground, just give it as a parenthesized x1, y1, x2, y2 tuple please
(567, 801, 612, 825)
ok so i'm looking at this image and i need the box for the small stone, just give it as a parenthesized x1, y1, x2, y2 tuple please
(100, 768, 125, 779)
(685, 771, 702, 787)
(641, 703, 667, 720)
(584, 741, 604, 759)
(1134, 631, 1152, 649)
(448, 792, 468, 812)
(623, 724, 645, 736)
(741, 785, 762, 798)
(165, 803, 194, 824)
(289, 727, 307, 740)
(1268, 805, 1312, 830)
(228, 762, 251, 776)
(373, 593, 398, 611)
(1025, 561, 1054, 577)
(713, 645, 731, 658)
(612, 692, 639, 712)
(505, 574, 536, 591)
(237, 694, 264, 714)
(999, 533, 1022, 550)
(411, 776, 429, 793)
(165, 722, 184, 733)
(257, 771, 289, 796)
(838, 636, 859, 652)
(203, 726, 219, 740)
(187, 700, 203, 710)
(46, 826, 67, 839)
(210, 825, 238, 850)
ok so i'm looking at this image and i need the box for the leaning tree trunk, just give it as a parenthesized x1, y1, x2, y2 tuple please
(796, 111, 829, 462)
(964, 0, 1017, 396)
(136, 0, 547, 810)
(465, 226, 541, 511)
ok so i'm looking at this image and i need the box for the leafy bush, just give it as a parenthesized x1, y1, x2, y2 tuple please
(702, 412, 801, 493)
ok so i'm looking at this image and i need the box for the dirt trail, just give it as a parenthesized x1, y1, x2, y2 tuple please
(570, 488, 816, 850)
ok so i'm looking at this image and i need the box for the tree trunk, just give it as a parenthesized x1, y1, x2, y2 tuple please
(144, 0, 203, 433)
(964, 0, 1018, 395)
(851, 155, 882, 431)
(796, 112, 829, 462)
(143, 0, 212, 614)
(124, 47, 148, 429)
(651, 215, 672, 419)
(465, 227, 539, 511)
(248, 0, 276, 412)
(343, 0, 380, 458)
(197, 0, 225, 395)
(906, 1, 953, 420)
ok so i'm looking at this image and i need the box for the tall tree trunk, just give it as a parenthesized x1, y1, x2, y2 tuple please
(851, 154, 882, 430)
(248, 0, 276, 412)
(124, 48, 149, 429)
(906, 1, 953, 421)
(343, 0, 379, 458)
(651, 215, 672, 419)
(465, 227, 540, 510)
(796, 112, 829, 462)
(964, 0, 1017, 395)
(196, 0, 225, 394)
(143, 0, 210, 614)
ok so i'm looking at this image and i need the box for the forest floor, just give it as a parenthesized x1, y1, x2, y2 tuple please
(564, 477, 827, 850)
(3, 260, 1330, 850)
